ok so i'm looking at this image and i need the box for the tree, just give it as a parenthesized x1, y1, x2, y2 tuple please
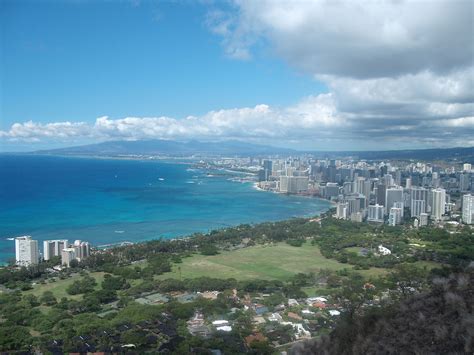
(200, 244, 219, 255)
(101, 274, 129, 291)
(386, 263, 429, 299)
(0, 325, 33, 351)
(334, 273, 377, 321)
(23, 294, 40, 307)
(66, 275, 97, 295)
(40, 291, 57, 306)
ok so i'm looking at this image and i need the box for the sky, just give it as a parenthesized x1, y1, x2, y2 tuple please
(0, 0, 473, 151)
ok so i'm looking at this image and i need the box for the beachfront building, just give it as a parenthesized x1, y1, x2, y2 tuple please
(15, 236, 39, 266)
(279, 176, 309, 194)
(61, 248, 76, 267)
(43, 239, 68, 260)
(336, 202, 348, 220)
(73, 240, 91, 261)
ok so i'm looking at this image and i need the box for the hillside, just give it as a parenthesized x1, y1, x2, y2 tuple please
(33, 139, 474, 162)
(34, 139, 296, 157)
(290, 266, 474, 354)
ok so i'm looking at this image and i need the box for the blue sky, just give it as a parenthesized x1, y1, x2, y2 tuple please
(1, 0, 472, 151)
(1, 0, 323, 128)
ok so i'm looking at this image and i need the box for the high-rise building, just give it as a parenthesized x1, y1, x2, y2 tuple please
(350, 211, 364, 223)
(462, 194, 474, 224)
(279, 176, 309, 193)
(43, 239, 69, 260)
(383, 174, 394, 187)
(388, 207, 403, 226)
(410, 187, 429, 215)
(460, 174, 470, 191)
(343, 181, 352, 195)
(73, 240, 91, 261)
(336, 202, 348, 220)
(61, 248, 76, 267)
(324, 182, 340, 199)
(15, 236, 39, 266)
(263, 160, 272, 181)
(419, 213, 429, 226)
(376, 184, 386, 207)
(405, 178, 412, 189)
(463, 163, 472, 172)
(411, 200, 426, 218)
(395, 170, 402, 186)
(353, 177, 366, 194)
(368, 204, 384, 222)
(431, 188, 446, 221)
(394, 201, 404, 218)
(386, 187, 404, 212)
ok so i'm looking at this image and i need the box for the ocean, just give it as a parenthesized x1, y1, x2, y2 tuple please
(0, 154, 331, 263)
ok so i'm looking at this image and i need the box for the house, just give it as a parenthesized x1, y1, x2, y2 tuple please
(198, 291, 220, 300)
(274, 303, 286, 311)
(216, 325, 232, 332)
(267, 313, 283, 322)
(329, 310, 341, 316)
(288, 298, 299, 306)
(287, 312, 303, 321)
(312, 301, 327, 309)
(306, 297, 327, 304)
(281, 322, 311, 339)
(253, 316, 266, 324)
(187, 311, 211, 338)
(245, 333, 267, 347)
(253, 304, 269, 315)
(378, 245, 391, 255)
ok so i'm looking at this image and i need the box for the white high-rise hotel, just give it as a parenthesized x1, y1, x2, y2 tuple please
(43, 239, 68, 260)
(462, 194, 474, 225)
(15, 236, 39, 266)
(431, 188, 446, 221)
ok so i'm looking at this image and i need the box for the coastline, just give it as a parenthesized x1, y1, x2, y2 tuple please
(0, 155, 332, 263)
(252, 181, 336, 206)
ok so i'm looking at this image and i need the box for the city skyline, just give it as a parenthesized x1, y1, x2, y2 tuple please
(1, 0, 473, 152)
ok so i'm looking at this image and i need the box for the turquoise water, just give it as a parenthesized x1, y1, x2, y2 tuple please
(0, 155, 331, 263)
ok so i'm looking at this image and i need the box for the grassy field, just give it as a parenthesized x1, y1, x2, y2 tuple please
(157, 242, 386, 282)
(24, 243, 389, 300)
(26, 271, 106, 300)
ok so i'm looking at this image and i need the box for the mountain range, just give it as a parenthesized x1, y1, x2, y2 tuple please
(32, 139, 474, 162)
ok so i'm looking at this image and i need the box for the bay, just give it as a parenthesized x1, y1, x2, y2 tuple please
(0, 155, 331, 263)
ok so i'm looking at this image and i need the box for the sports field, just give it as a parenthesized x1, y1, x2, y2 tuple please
(157, 242, 386, 281)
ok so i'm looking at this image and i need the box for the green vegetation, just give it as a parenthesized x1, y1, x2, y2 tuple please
(0, 215, 471, 353)
(25, 272, 105, 300)
(157, 242, 385, 281)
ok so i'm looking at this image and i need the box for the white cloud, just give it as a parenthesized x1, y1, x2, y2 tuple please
(1, 91, 472, 149)
(0, 121, 91, 142)
(213, 0, 473, 78)
(2, 0, 473, 150)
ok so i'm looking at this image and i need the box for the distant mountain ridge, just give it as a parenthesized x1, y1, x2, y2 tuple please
(34, 139, 296, 157)
(33, 139, 474, 161)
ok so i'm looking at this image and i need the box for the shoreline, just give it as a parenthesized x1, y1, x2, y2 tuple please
(0, 157, 333, 264)
(252, 181, 337, 206)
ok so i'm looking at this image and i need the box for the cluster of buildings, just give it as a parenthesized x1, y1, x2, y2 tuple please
(253, 157, 474, 227)
(257, 159, 310, 194)
(14, 236, 91, 267)
(184, 291, 343, 345)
